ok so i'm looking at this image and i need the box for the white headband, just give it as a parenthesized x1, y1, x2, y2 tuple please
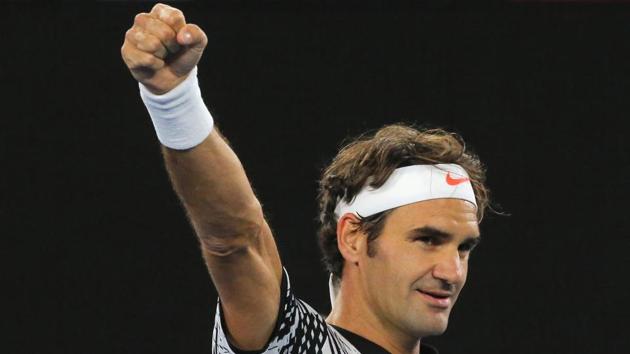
(334, 164, 477, 221)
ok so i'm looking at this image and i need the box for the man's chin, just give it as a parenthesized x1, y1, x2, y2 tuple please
(410, 318, 449, 337)
(428, 324, 448, 336)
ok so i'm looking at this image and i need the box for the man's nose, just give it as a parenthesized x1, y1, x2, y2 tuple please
(432, 248, 466, 285)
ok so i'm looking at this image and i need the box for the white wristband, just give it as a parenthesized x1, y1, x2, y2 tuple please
(139, 66, 214, 150)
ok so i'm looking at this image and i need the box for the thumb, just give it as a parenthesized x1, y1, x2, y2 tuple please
(169, 24, 207, 77)
(177, 24, 207, 49)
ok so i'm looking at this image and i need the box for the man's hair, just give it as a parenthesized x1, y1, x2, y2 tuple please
(316, 123, 490, 280)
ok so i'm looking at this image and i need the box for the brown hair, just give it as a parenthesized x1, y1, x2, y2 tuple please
(316, 123, 490, 280)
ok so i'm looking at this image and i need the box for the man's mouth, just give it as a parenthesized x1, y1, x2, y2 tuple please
(416, 289, 452, 308)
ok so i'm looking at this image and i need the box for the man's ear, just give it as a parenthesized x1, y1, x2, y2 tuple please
(336, 213, 366, 265)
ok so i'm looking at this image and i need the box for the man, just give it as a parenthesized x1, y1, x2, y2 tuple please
(121, 4, 490, 354)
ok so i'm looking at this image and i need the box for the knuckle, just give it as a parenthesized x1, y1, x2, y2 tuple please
(163, 14, 176, 25)
(172, 8, 184, 18)
(146, 38, 162, 52)
(138, 55, 156, 67)
(134, 12, 149, 25)
(166, 9, 184, 23)
(157, 7, 184, 25)
(151, 3, 164, 13)
(146, 42, 162, 53)
(133, 30, 145, 43)
(125, 28, 135, 41)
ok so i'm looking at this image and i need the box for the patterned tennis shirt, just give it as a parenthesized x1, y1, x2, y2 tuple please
(212, 268, 439, 354)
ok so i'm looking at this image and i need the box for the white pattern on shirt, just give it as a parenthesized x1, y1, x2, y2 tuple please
(212, 268, 361, 354)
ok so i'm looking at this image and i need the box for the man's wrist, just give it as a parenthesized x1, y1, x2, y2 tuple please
(139, 66, 214, 150)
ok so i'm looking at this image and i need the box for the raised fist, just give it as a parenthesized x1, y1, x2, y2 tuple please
(121, 3, 207, 94)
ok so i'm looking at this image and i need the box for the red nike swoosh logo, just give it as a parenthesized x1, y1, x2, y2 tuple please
(446, 172, 470, 186)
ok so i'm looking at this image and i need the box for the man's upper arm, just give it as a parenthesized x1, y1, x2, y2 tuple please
(161, 129, 284, 351)
(203, 216, 283, 351)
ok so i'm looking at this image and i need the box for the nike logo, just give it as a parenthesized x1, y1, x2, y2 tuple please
(446, 172, 470, 186)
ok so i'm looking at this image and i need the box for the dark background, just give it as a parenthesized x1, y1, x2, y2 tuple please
(4, 1, 630, 353)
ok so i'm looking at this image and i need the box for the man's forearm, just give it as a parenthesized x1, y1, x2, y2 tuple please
(161, 128, 264, 252)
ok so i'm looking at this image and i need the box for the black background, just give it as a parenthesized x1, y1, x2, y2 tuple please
(4, 1, 630, 353)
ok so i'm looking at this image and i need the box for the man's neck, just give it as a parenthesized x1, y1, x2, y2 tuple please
(326, 287, 422, 354)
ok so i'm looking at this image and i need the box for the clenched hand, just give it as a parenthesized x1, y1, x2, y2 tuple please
(121, 3, 207, 94)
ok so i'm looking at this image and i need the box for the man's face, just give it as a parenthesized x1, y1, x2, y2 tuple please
(358, 199, 480, 338)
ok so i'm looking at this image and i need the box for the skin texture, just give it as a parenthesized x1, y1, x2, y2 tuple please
(327, 199, 480, 354)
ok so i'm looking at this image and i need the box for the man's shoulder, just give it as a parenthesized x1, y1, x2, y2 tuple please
(212, 267, 361, 354)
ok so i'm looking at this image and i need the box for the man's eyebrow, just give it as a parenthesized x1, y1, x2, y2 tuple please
(406, 226, 452, 240)
(406, 226, 481, 244)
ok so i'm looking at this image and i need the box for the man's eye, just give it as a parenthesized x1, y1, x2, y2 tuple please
(459, 243, 477, 252)
(417, 236, 437, 245)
